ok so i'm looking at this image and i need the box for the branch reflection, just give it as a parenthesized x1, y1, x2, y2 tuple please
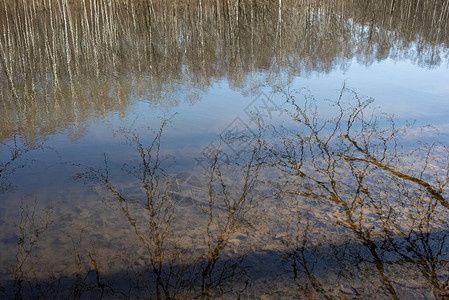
(1, 86, 449, 298)
(271, 86, 449, 298)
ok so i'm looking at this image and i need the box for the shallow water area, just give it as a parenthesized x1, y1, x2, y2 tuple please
(1, 1, 449, 298)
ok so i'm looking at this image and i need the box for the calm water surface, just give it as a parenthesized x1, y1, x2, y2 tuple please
(1, 0, 449, 298)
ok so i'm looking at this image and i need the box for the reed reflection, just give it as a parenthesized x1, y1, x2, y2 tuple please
(1, 0, 448, 142)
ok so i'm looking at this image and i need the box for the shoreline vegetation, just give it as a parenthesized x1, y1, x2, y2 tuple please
(0, 0, 448, 142)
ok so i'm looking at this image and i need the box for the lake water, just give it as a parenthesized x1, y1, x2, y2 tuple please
(1, 0, 449, 298)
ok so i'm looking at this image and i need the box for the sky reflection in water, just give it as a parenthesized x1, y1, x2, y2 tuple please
(1, 0, 449, 298)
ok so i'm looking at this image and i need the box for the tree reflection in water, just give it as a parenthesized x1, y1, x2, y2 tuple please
(1, 0, 449, 297)
(1, 0, 448, 143)
(271, 86, 449, 298)
(50, 116, 265, 299)
(2, 87, 448, 298)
